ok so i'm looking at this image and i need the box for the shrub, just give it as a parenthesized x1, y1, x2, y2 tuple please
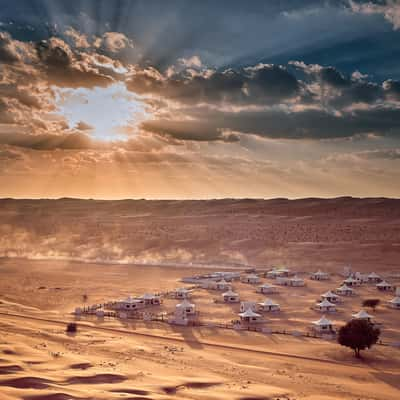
(66, 322, 78, 334)
(362, 299, 380, 311)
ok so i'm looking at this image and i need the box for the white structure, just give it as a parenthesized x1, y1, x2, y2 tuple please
(335, 284, 354, 296)
(240, 301, 258, 312)
(222, 290, 240, 303)
(310, 270, 330, 281)
(389, 296, 400, 309)
(343, 277, 361, 287)
(315, 299, 336, 313)
(276, 276, 304, 287)
(238, 308, 263, 324)
(114, 296, 146, 311)
(176, 299, 196, 315)
(352, 310, 373, 322)
(266, 267, 291, 279)
(174, 287, 191, 299)
(354, 272, 369, 283)
(215, 279, 231, 291)
(311, 315, 334, 333)
(137, 293, 161, 305)
(257, 283, 278, 294)
(321, 290, 341, 303)
(289, 276, 305, 287)
(368, 272, 382, 283)
(258, 298, 280, 312)
(376, 280, 394, 291)
(276, 277, 290, 286)
(241, 274, 260, 284)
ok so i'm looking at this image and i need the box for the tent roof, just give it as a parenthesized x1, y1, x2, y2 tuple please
(317, 299, 335, 307)
(139, 293, 158, 299)
(322, 290, 338, 297)
(259, 298, 279, 306)
(176, 299, 194, 308)
(239, 308, 262, 318)
(312, 315, 333, 326)
(376, 280, 391, 286)
(222, 290, 238, 297)
(337, 284, 353, 291)
(368, 272, 380, 278)
(352, 310, 373, 319)
(389, 296, 400, 304)
(176, 287, 189, 292)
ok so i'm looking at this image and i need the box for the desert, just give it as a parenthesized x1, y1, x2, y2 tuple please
(1, 198, 400, 400)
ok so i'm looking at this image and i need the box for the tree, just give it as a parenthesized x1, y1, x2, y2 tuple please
(362, 299, 380, 311)
(338, 319, 380, 358)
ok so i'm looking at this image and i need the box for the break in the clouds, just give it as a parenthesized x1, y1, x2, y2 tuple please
(1, 0, 400, 198)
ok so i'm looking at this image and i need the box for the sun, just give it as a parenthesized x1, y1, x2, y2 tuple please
(54, 82, 151, 141)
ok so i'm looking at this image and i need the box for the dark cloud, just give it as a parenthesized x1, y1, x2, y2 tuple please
(35, 38, 114, 88)
(320, 66, 349, 87)
(127, 64, 301, 106)
(0, 131, 96, 150)
(142, 106, 400, 141)
(142, 119, 240, 142)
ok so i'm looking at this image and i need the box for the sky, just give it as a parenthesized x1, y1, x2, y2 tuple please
(1, 0, 400, 199)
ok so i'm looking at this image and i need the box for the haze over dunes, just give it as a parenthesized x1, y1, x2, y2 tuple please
(1, 197, 399, 270)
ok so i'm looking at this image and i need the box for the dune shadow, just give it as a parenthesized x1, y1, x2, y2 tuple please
(371, 371, 400, 390)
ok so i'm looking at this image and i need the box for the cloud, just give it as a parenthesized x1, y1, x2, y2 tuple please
(349, 1, 400, 30)
(95, 32, 134, 53)
(35, 38, 114, 88)
(75, 121, 94, 131)
(127, 63, 301, 106)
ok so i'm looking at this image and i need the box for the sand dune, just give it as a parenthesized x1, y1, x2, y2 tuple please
(0, 197, 399, 270)
(1, 198, 400, 399)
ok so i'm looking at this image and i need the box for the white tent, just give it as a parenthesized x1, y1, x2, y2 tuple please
(315, 299, 336, 312)
(276, 277, 290, 286)
(114, 296, 145, 310)
(174, 287, 191, 299)
(241, 274, 260, 284)
(352, 309, 373, 321)
(238, 308, 263, 323)
(257, 283, 278, 294)
(258, 298, 280, 312)
(388, 296, 400, 309)
(176, 299, 196, 315)
(367, 272, 381, 283)
(240, 301, 258, 312)
(335, 284, 354, 296)
(310, 270, 330, 280)
(266, 267, 291, 279)
(343, 277, 360, 287)
(215, 279, 231, 291)
(222, 289, 240, 303)
(138, 293, 161, 305)
(321, 290, 340, 303)
(311, 315, 334, 333)
(289, 276, 305, 287)
(376, 280, 393, 291)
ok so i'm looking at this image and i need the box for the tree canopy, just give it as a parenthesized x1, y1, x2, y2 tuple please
(338, 319, 380, 358)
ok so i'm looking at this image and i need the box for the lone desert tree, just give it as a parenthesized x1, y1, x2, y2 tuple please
(338, 319, 380, 358)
